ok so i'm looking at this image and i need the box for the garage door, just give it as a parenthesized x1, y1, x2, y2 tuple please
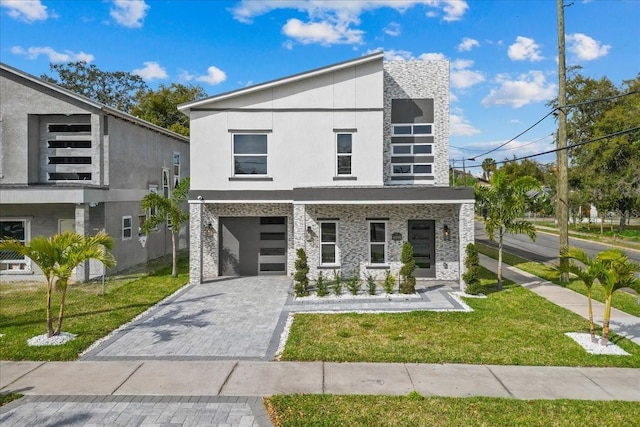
(219, 217, 287, 276)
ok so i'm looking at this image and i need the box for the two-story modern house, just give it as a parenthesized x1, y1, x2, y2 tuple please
(180, 52, 474, 286)
(0, 63, 190, 282)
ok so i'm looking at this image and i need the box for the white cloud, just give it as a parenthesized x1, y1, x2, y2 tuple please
(457, 37, 479, 52)
(195, 66, 227, 85)
(418, 52, 447, 61)
(384, 21, 401, 37)
(230, 1, 468, 46)
(450, 114, 480, 136)
(11, 45, 94, 63)
(110, 0, 149, 28)
(374, 49, 447, 61)
(567, 33, 610, 61)
(133, 61, 167, 80)
(482, 71, 557, 108)
(450, 59, 484, 89)
(1, 0, 48, 22)
(178, 70, 194, 82)
(282, 18, 364, 45)
(508, 36, 544, 62)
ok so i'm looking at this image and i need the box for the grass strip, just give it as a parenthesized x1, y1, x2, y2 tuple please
(476, 242, 640, 317)
(281, 268, 640, 367)
(266, 395, 640, 427)
(0, 257, 188, 361)
(0, 393, 23, 407)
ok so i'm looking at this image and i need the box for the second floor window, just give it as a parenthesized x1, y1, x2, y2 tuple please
(122, 216, 132, 241)
(233, 134, 267, 175)
(336, 134, 352, 175)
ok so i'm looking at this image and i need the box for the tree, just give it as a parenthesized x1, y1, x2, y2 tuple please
(294, 248, 310, 297)
(131, 83, 207, 136)
(462, 243, 481, 295)
(0, 232, 115, 337)
(475, 171, 541, 289)
(595, 249, 640, 345)
(556, 247, 601, 343)
(399, 241, 416, 294)
(481, 158, 497, 180)
(41, 61, 147, 113)
(140, 177, 190, 277)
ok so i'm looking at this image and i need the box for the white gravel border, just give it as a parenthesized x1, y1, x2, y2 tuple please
(28, 332, 77, 346)
(293, 291, 421, 301)
(565, 332, 630, 356)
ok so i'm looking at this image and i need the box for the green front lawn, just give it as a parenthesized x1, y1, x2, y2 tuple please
(0, 257, 188, 361)
(266, 395, 640, 427)
(476, 243, 640, 317)
(281, 269, 640, 367)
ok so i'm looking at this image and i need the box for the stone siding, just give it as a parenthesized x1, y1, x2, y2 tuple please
(383, 60, 449, 185)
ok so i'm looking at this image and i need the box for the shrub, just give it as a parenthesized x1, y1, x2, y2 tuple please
(315, 271, 329, 297)
(383, 270, 395, 294)
(332, 270, 343, 296)
(366, 273, 377, 295)
(347, 276, 362, 295)
(294, 248, 310, 297)
(399, 241, 416, 294)
(462, 243, 482, 295)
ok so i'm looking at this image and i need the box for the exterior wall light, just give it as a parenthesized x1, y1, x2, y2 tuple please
(306, 226, 315, 242)
(204, 223, 215, 237)
(443, 225, 451, 241)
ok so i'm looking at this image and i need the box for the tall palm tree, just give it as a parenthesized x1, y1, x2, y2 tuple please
(140, 176, 190, 277)
(0, 231, 115, 337)
(557, 247, 602, 343)
(481, 157, 497, 180)
(475, 171, 541, 289)
(595, 249, 640, 345)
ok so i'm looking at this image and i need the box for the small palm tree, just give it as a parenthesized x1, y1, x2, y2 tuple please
(0, 231, 115, 337)
(475, 171, 541, 289)
(556, 247, 601, 343)
(140, 177, 190, 277)
(595, 249, 640, 345)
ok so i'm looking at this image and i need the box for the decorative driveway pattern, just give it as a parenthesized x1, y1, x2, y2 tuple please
(82, 277, 292, 361)
(0, 396, 271, 427)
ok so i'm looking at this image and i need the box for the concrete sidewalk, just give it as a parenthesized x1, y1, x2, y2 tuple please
(479, 254, 640, 346)
(2, 360, 639, 401)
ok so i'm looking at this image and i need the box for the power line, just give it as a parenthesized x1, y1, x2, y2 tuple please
(464, 126, 640, 169)
(451, 133, 554, 154)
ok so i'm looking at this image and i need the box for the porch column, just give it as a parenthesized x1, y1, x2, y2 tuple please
(458, 203, 475, 291)
(189, 202, 202, 284)
(74, 203, 90, 282)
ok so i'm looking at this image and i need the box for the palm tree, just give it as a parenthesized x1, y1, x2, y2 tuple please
(556, 247, 601, 343)
(0, 231, 115, 337)
(475, 171, 541, 289)
(140, 176, 190, 277)
(595, 249, 640, 345)
(481, 158, 497, 180)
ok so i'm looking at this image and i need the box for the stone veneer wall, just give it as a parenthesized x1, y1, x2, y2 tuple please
(383, 60, 449, 186)
(189, 202, 294, 284)
(458, 202, 475, 291)
(295, 204, 461, 281)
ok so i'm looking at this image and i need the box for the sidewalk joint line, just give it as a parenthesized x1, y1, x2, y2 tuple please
(110, 361, 144, 395)
(485, 366, 515, 398)
(217, 360, 239, 395)
(403, 363, 417, 391)
(0, 361, 45, 391)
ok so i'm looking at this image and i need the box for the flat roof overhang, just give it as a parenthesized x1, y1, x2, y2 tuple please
(189, 186, 475, 204)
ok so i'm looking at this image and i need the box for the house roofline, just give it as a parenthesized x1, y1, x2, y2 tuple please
(1, 62, 189, 143)
(178, 51, 384, 113)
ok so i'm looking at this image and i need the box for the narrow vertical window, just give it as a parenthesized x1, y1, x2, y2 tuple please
(122, 216, 132, 240)
(368, 221, 387, 264)
(336, 134, 352, 175)
(162, 168, 170, 198)
(173, 152, 181, 188)
(320, 222, 338, 265)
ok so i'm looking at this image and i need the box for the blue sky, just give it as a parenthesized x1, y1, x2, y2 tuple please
(1, 0, 639, 172)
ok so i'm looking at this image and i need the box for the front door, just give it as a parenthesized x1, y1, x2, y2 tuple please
(408, 220, 435, 278)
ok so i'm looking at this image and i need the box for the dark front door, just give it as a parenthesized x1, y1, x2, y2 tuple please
(408, 220, 435, 278)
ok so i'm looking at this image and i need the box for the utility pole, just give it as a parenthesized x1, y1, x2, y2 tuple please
(557, 0, 569, 281)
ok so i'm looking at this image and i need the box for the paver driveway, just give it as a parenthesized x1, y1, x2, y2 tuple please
(82, 276, 292, 361)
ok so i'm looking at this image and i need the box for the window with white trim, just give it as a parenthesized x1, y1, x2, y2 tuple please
(122, 216, 133, 240)
(162, 168, 170, 198)
(368, 221, 387, 264)
(336, 134, 352, 175)
(173, 152, 180, 188)
(320, 222, 339, 265)
(233, 134, 268, 175)
(0, 219, 31, 272)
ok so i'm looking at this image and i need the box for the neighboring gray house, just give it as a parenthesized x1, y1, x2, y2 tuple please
(180, 52, 474, 286)
(0, 63, 190, 282)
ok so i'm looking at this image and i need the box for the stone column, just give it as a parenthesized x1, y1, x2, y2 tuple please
(74, 203, 90, 282)
(189, 202, 202, 284)
(458, 203, 475, 291)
